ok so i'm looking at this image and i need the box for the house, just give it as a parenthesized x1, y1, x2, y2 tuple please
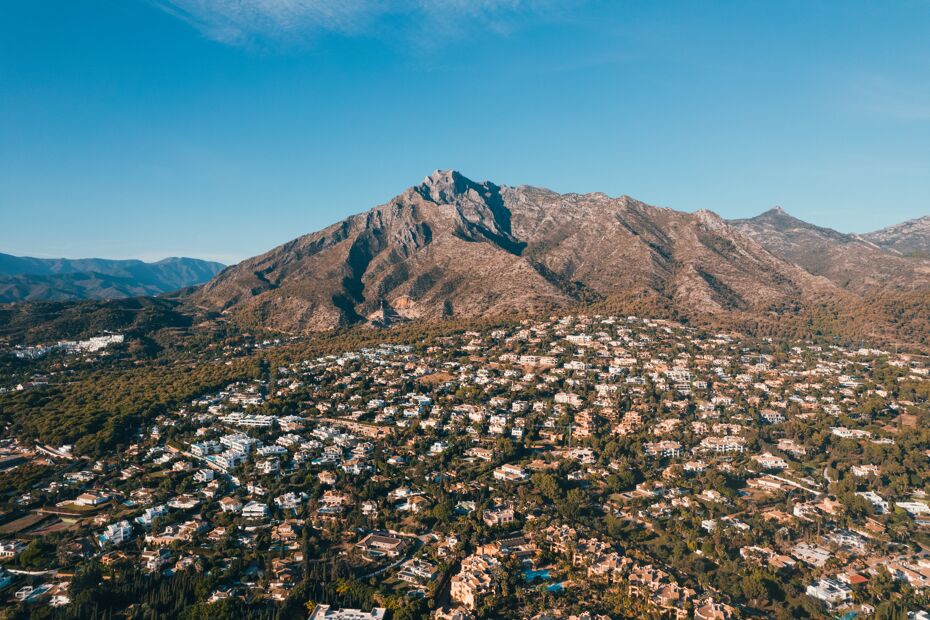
(693, 598, 737, 620)
(272, 520, 300, 544)
(451, 554, 500, 610)
(219, 496, 242, 513)
(211, 451, 245, 471)
(433, 607, 474, 620)
(831, 427, 871, 439)
(746, 476, 791, 493)
(806, 578, 851, 608)
(242, 501, 269, 520)
(752, 452, 788, 470)
(483, 505, 515, 527)
(190, 440, 221, 457)
(167, 495, 200, 510)
(274, 491, 308, 511)
(74, 492, 109, 506)
(141, 548, 171, 573)
(699, 436, 745, 453)
(397, 558, 438, 585)
(791, 543, 831, 567)
(554, 392, 583, 408)
(653, 582, 695, 619)
(683, 460, 707, 473)
(98, 521, 133, 547)
(0, 540, 26, 558)
(357, 533, 408, 558)
(258, 458, 280, 475)
(493, 463, 528, 482)
(307, 605, 387, 620)
(739, 546, 796, 573)
(145, 520, 206, 546)
(202, 479, 222, 499)
(399, 495, 430, 514)
(644, 441, 682, 458)
(135, 504, 168, 528)
(850, 464, 880, 477)
(760, 410, 785, 424)
(321, 490, 352, 509)
(587, 552, 633, 584)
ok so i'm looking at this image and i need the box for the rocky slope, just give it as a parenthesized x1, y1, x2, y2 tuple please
(194, 170, 845, 333)
(863, 216, 930, 257)
(729, 208, 930, 293)
(0, 255, 225, 302)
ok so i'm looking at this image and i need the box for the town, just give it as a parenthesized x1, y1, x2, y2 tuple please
(8, 334, 125, 361)
(0, 315, 929, 619)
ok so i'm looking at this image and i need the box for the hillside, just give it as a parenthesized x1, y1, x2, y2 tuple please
(729, 207, 930, 293)
(0, 254, 225, 302)
(0, 296, 194, 346)
(863, 215, 930, 258)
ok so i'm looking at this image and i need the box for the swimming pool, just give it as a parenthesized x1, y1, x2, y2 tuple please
(523, 569, 551, 582)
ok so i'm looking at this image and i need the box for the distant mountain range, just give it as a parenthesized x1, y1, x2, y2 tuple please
(0, 254, 225, 303)
(192, 170, 929, 346)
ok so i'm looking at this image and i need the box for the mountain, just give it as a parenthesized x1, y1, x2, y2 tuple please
(0, 255, 225, 303)
(194, 170, 844, 333)
(728, 207, 930, 293)
(863, 216, 930, 257)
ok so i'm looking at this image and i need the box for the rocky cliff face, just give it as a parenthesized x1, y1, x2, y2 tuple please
(194, 170, 844, 332)
(729, 208, 930, 293)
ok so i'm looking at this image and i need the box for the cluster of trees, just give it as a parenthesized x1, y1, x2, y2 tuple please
(0, 297, 192, 347)
(0, 357, 261, 456)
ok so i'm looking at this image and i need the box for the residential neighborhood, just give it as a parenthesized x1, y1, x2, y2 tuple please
(1, 315, 929, 618)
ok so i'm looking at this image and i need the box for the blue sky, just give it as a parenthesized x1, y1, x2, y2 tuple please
(2, 0, 929, 265)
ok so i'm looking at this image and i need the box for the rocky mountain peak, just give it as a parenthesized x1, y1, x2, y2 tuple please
(414, 169, 487, 203)
(693, 208, 727, 228)
(750, 206, 802, 225)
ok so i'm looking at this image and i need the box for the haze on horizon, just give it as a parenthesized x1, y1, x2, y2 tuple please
(2, 1, 929, 265)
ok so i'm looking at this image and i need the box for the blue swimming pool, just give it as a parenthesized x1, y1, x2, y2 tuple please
(523, 569, 551, 582)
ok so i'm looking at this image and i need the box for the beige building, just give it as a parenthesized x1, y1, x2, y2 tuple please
(450, 554, 500, 610)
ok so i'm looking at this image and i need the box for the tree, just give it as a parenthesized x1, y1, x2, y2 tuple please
(18, 539, 54, 570)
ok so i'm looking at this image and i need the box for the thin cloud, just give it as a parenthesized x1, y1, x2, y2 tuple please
(151, 0, 553, 47)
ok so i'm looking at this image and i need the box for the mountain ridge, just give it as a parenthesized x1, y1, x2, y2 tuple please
(193, 170, 848, 333)
(728, 207, 930, 293)
(863, 215, 930, 257)
(3, 171, 929, 350)
(0, 254, 225, 303)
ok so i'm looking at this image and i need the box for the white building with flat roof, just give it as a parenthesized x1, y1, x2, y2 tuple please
(307, 605, 386, 620)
